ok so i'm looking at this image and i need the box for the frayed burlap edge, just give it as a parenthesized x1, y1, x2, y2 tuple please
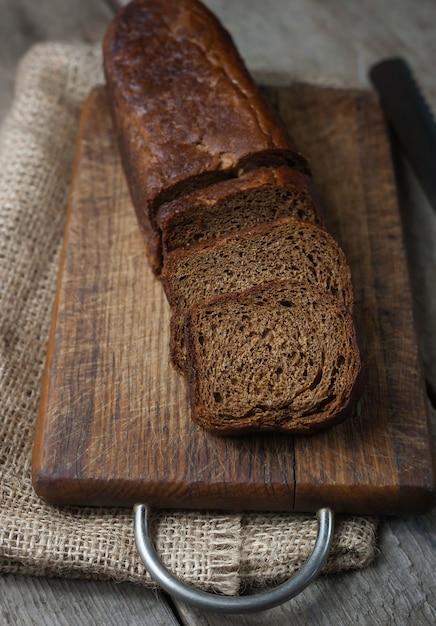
(0, 42, 377, 596)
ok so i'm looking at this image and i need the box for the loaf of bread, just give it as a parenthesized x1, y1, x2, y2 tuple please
(104, 0, 363, 436)
(103, 0, 309, 273)
(161, 217, 354, 374)
(185, 280, 363, 435)
(156, 165, 324, 257)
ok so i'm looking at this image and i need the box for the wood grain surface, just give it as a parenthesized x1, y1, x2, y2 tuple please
(3, 1, 436, 624)
(32, 84, 435, 515)
(272, 85, 436, 515)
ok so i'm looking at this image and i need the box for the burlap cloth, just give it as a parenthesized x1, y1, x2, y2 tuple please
(0, 43, 377, 595)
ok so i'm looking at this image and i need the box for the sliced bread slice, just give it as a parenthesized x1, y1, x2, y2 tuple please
(185, 280, 362, 435)
(156, 165, 324, 256)
(161, 217, 354, 374)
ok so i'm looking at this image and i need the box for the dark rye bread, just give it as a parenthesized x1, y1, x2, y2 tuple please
(185, 280, 363, 435)
(103, 0, 309, 273)
(161, 217, 354, 374)
(156, 165, 325, 256)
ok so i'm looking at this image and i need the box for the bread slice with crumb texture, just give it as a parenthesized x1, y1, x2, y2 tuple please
(185, 280, 363, 435)
(156, 165, 324, 256)
(161, 216, 354, 374)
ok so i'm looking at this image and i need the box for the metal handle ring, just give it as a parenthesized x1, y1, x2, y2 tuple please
(133, 504, 334, 614)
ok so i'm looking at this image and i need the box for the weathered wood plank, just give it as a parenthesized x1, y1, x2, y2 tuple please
(0, 575, 179, 626)
(275, 84, 435, 515)
(1, 1, 436, 625)
(32, 82, 434, 516)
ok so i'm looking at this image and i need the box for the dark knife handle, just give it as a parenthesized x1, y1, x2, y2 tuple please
(369, 57, 436, 213)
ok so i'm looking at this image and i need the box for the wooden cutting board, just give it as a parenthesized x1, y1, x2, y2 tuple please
(32, 84, 436, 515)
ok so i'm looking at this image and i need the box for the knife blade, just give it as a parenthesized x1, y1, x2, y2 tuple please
(369, 57, 436, 215)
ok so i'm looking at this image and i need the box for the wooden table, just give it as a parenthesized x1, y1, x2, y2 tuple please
(1, 1, 435, 624)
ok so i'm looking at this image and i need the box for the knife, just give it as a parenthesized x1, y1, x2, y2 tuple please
(369, 57, 436, 215)
(370, 58, 436, 406)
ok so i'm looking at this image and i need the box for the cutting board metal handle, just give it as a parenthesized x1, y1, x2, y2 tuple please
(133, 504, 334, 614)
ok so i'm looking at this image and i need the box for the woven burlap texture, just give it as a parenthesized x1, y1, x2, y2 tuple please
(0, 42, 377, 596)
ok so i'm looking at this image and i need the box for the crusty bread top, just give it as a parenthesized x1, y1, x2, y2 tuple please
(156, 165, 325, 255)
(185, 280, 363, 435)
(103, 0, 308, 212)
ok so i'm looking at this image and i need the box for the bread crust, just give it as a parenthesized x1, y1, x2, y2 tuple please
(103, 0, 309, 272)
(185, 280, 364, 435)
